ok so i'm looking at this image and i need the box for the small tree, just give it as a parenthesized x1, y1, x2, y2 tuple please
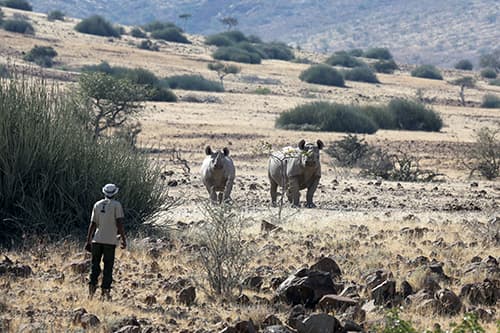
(479, 49, 500, 72)
(465, 127, 500, 179)
(178, 13, 191, 31)
(219, 16, 238, 30)
(78, 72, 148, 139)
(450, 76, 475, 106)
(3, 0, 32, 11)
(47, 10, 64, 21)
(454, 59, 473, 70)
(207, 61, 240, 88)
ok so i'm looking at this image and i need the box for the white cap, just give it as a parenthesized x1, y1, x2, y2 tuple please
(102, 183, 119, 197)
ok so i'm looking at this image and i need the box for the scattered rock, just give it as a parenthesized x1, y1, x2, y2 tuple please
(234, 319, 257, 333)
(371, 280, 396, 306)
(261, 220, 282, 233)
(262, 314, 282, 327)
(459, 279, 499, 306)
(67, 259, 90, 275)
(400, 280, 414, 298)
(276, 268, 339, 307)
(177, 286, 196, 306)
(80, 313, 100, 328)
(318, 294, 357, 313)
(110, 316, 141, 332)
(435, 289, 462, 315)
(298, 313, 341, 333)
(115, 325, 141, 333)
(364, 270, 392, 291)
(236, 294, 250, 305)
(287, 304, 306, 329)
(0, 256, 32, 278)
(144, 295, 157, 306)
(71, 307, 87, 325)
(310, 257, 342, 280)
(242, 276, 263, 291)
(262, 325, 294, 333)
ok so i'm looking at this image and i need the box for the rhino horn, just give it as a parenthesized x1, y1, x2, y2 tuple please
(298, 139, 306, 150)
(317, 140, 324, 150)
(223, 147, 230, 156)
(205, 146, 213, 155)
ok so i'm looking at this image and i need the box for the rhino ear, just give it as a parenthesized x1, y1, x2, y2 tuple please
(223, 147, 230, 156)
(298, 139, 306, 150)
(317, 140, 324, 150)
(205, 146, 213, 155)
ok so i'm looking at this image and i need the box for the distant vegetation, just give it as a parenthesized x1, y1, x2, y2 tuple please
(363, 47, 393, 60)
(47, 10, 64, 21)
(490, 78, 500, 86)
(480, 68, 497, 79)
(479, 49, 499, 72)
(207, 62, 240, 88)
(75, 15, 121, 37)
(142, 20, 190, 44)
(372, 60, 398, 74)
(299, 64, 345, 87)
(481, 94, 500, 108)
(23, 45, 57, 67)
(343, 66, 379, 83)
(137, 39, 159, 51)
(411, 64, 443, 80)
(325, 51, 366, 68)
(276, 98, 442, 133)
(164, 74, 224, 92)
(206, 30, 294, 64)
(82, 61, 177, 102)
(130, 27, 147, 38)
(454, 59, 473, 70)
(1, 0, 32, 11)
(2, 18, 34, 34)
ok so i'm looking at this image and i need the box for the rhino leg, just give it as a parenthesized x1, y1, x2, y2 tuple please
(288, 177, 301, 207)
(208, 186, 218, 204)
(270, 178, 278, 206)
(305, 176, 320, 208)
(223, 177, 234, 203)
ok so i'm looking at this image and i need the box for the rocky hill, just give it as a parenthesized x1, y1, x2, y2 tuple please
(29, 0, 499, 67)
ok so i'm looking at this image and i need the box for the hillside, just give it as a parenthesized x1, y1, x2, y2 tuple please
(0, 6, 499, 333)
(28, 0, 500, 67)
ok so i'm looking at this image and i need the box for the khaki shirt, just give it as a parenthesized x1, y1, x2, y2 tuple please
(91, 198, 124, 245)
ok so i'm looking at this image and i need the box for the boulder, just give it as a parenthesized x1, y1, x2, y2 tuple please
(287, 304, 306, 330)
(177, 286, 196, 306)
(318, 295, 357, 313)
(110, 316, 140, 332)
(399, 280, 414, 298)
(310, 257, 342, 280)
(262, 314, 282, 327)
(0, 256, 32, 278)
(435, 289, 462, 315)
(80, 313, 100, 328)
(276, 268, 339, 307)
(263, 326, 294, 333)
(114, 325, 141, 333)
(298, 313, 341, 333)
(459, 279, 499, 306)
(371, 280, 396, 306)
(68, 259, 90, 275)
(242, 276, 263, 291)
(234, 319, 257, 333)
(363, 270, 392, 291)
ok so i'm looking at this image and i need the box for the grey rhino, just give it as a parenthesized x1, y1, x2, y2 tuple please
(268, 139, 324, 208)
(201, 146, 235, 203)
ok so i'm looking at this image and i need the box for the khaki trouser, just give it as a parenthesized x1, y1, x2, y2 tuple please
(89, 242, 116, 289)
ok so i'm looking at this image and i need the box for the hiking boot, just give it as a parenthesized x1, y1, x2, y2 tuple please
(88, 284, 97, 299)
(101, 289, 111, 301)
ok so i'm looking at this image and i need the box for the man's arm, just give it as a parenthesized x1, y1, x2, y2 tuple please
(116, 217, 126, 249)
(85, 222, 97, 252)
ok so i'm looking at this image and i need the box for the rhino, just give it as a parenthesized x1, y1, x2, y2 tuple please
(200, 146, 235, 203)
(268, 139, 324, 208)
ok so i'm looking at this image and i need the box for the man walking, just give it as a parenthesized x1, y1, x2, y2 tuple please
(85, 183, 127, 300)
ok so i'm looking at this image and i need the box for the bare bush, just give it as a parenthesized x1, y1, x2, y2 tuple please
(194, 203, 252, 297)
(326, 134, 370, 167)
(465, 127, 500, 179)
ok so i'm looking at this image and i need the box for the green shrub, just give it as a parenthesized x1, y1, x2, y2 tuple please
(411, 64, 443, 80)
(205, 30, 247, 46)
(481, 94, 500, 108)
(47, 10, 64, 21)
(131, 27, 147, 38)
(23, 45, 57, 67)
(254, 87, 271, 95)
(137, 39, 159, 51)
(0, 76, 169, 245)
(142, 21, 180, 33)
(75, 15, 121, 37)
(489, 78, 500, 86)
(480, 68, 497, 79)
(2, 19, 34, 34)
(326, 51, 366, 67)
(82, 62, 177, 102)
(276, 102, 378, 134)
(0, 64, 9, 78)
(363, 105, 397, 129)
(151, 27, 190, 44)
(344, 66, 379, 83)
(388, 98, 443, 131)
(2, 0, 32, 11)
(164, 74, 223, 92)
(256, 42, 294, 60)
(299, 64, 345, 87)
(364, 47, 393, 60)
(347, 49, 364, 57)
(372, 60, 399, 74)
(454, 59, 473, 70)
(213, 46, 261, 64)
